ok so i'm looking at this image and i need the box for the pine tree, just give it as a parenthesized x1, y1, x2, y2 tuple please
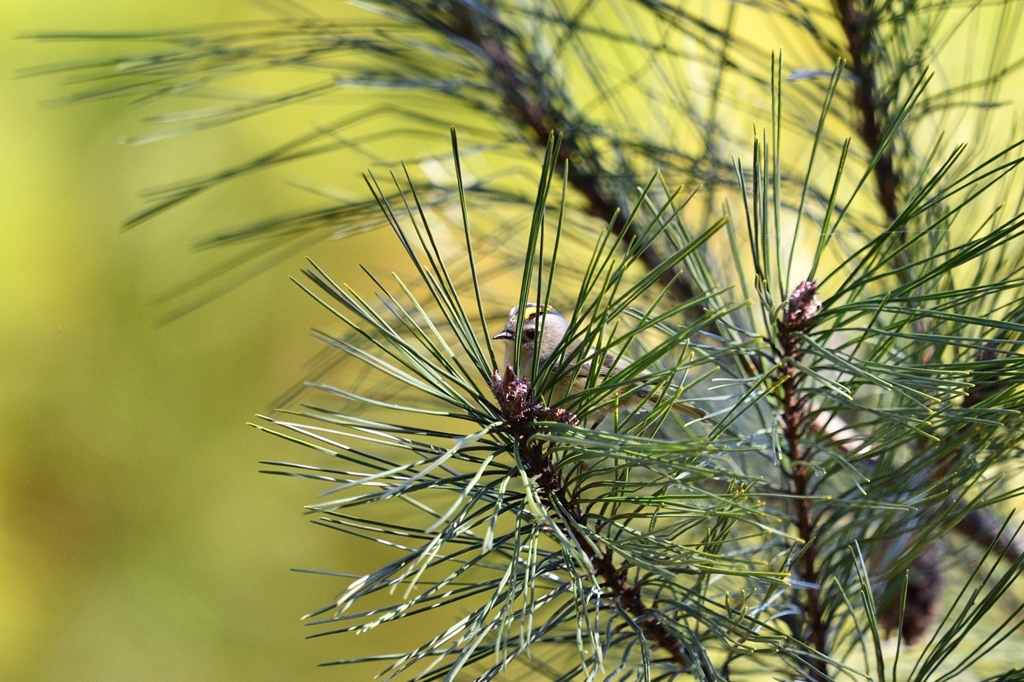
(33, 1, 1024, 679)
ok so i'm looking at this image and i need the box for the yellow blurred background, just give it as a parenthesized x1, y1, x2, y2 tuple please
(0, 2, 405, 680)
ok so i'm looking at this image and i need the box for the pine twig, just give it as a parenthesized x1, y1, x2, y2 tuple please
(490, 366, 715, 678)
(956, 509, 1024, 563)
(835, 0, 899, 223)
(777, 280, 829, 680)
(444, 6, 700, 305)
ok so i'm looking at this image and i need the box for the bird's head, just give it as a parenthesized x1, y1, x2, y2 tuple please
(493, 304, 569, 367)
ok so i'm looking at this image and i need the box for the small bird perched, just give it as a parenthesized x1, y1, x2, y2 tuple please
(492, 304, 706, 421)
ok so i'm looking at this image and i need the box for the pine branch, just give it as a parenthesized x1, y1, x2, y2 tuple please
(956, 509, 1024, 564)
(490, 366, 715, 679)
(442, 5, 700, 306)
(777, 280, 829, 680)
(835, 0, 899, 223)
(441, 8, 1023, 648)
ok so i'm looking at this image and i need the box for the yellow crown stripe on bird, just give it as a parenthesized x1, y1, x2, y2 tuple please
(521, 303, 554, 321)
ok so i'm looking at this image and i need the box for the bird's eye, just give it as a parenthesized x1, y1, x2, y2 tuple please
(523, 329, 536, 341)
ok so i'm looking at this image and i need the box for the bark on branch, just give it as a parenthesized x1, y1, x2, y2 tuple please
(445, 6, 699, 304)
(777, 281, 829, 681)
(835, 0, 898, 223)
(490, 367, 713, 677)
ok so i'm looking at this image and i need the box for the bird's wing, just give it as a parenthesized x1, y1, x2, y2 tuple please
(576, 351, 707, 418)
(573, 350, 625, 382)
(633, 382, 708, 418)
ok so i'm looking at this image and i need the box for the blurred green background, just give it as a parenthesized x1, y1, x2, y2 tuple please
(0, 2, 403, 680)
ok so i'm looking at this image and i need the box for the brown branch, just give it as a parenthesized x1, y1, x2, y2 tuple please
(826, 0, 1019, 583)
(778, 281, 829, 681)
(955, 509, 1024, 561)
(490, 367, 713, 677)
(445, 6, 699, 305)
(835, 0, 898, 223)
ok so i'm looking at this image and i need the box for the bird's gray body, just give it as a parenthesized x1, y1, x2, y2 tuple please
(493, 304, 705, 419)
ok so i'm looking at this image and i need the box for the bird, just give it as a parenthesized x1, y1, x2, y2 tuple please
(492, 304, 706, 421)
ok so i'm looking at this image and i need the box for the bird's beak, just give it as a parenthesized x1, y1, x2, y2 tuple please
(493, 330, 514, 341)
